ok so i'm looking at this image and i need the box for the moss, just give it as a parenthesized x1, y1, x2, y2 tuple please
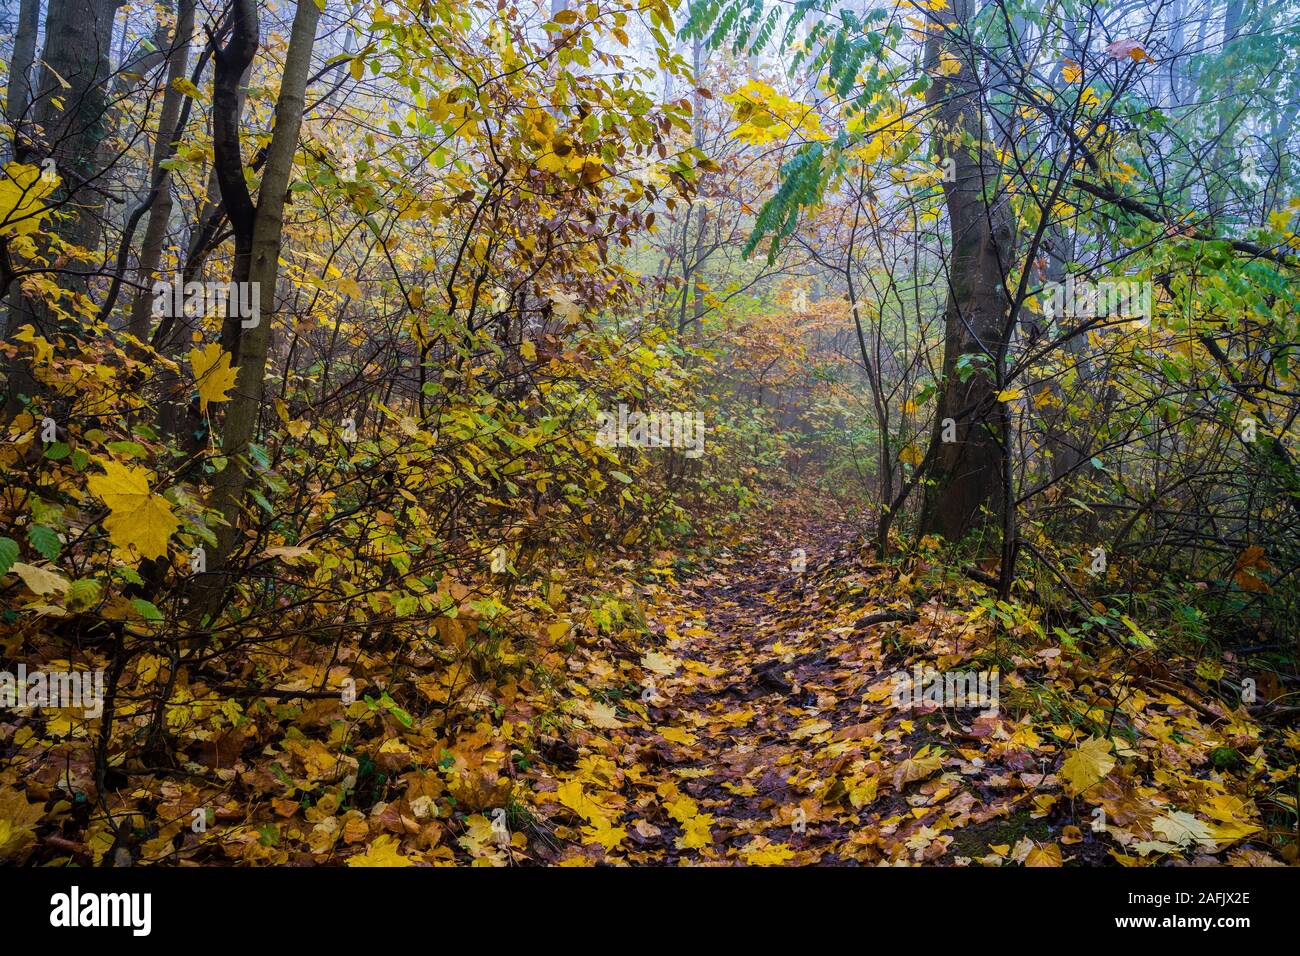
(1211, 746, 1243, 770)
(948, 808, 1053, 857)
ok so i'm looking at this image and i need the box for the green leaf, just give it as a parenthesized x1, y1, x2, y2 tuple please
(67, 579, 103, 608)
(0, 537, 18, 576)
(130, 598, 164, 621)
(610, 470, 634, 484)
(380, 693, 414, 727)
(27, 525, 62, 562)
(105, 440, 148, 458)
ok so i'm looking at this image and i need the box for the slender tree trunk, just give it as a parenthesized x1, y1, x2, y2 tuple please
(1206, 0, 1246, 225)
(126, 0, 197, 343)
(3, 0, 40, 157)
(198, 0, 322, 615)
(0, 0, 41, 408)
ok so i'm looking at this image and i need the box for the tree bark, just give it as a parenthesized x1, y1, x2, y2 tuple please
(126, 0, 197, 343)
(917, 0, 1014, 546)
(198, 0, 322, 615)
(4, 0, 122, 416)
(211, 0, 259, 360)
(32, 0, 124, 249)
(3, 0, 40, 154)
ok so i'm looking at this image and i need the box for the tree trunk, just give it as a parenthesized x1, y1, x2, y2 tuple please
(916, 0, 1014, 546)
(32, 0, 124, 249)
(198, 0, 322, 615)
(3, 0, 40, 155)
(4, 0, 122, 416)
(126, 0, 197, 343)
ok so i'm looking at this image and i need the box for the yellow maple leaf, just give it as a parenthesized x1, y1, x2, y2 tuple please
(0, 162, 57, 237)
(662, 795, 698, 827)
(675, 812, 714, 849)
(86, 459, 180, 560)
(189, 343, 239, 412)
(742, 840, 795, 865)
(1060, 736, 1115, 795)
(1153, 811, 1216, 850)
(555, 778, 610, 828)
(455, 814, 511, 863)
(346, 834, 414, 867)
(581, 819, 627, 852)
(641, 650, 681, 675)
(576, 698, 624, 730)
(1024, 842, 1063, 866)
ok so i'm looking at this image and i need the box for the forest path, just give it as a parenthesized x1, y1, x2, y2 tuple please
(612, 505, 940, 864)
(547, 499, 1269, 867)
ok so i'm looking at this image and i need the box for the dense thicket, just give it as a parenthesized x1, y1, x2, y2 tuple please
(0, 0, 1295, 866)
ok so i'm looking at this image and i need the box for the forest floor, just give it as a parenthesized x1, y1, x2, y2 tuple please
(6, 502, 1293, 867)
(521, 501, 1294, 866)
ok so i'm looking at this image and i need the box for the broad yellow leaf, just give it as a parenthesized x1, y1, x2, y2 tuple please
(346, 834, 414, 866)
(1153, 811, 1216, 850)
(742, 840, 795, 865)
(576, 699, 624, 730)
(556, 778, 610, 828)
(641, 650, 680, 675)
(0, 163, 57, 237)
(937, 52, 961, 76)
(0, 789, 44, 860)
(581, 819, 626, 852)
(189, 343, 239, 412)
(675, 812, 714, 849)
(86, 460, 180, 560)
(1060, 736, 1115, 795)
(1024, 842, 1063, 866)
(170, 77, 203, 99)
(658, 726, 696, 745)
(892, 747, 943, 789)
(12, 325, 53, 365)
(10, 562, 70, 595)
(899, 444, 925, 466)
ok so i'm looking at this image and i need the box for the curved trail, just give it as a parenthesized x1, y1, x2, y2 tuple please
(535, 507, 1271, 867)
(615, 511, 955, 865)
